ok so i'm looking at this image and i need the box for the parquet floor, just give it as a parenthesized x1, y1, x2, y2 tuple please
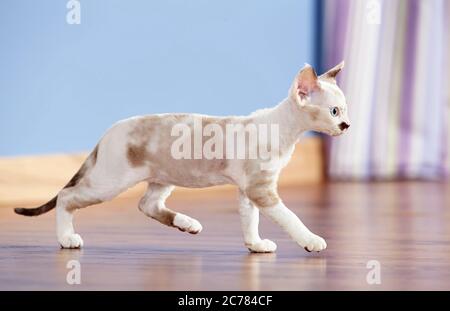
(1, 182, 449, 290)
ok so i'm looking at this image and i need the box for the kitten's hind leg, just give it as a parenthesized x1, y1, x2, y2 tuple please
(56, 184, 108, 249)
(138, 183, 202, 234)
(239, 191, 277, 253)
(57, 179, 127, 249)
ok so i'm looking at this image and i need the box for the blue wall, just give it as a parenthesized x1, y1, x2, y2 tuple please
(0, 0, 315, 156)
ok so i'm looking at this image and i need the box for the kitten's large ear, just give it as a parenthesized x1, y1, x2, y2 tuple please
(289, 63, 319, 104)
(319, 61, 345, 83)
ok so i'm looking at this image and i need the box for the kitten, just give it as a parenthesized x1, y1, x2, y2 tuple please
(14, 62, 349, 253)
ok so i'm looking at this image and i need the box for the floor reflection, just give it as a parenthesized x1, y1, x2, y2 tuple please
(241, 253, 277, 290)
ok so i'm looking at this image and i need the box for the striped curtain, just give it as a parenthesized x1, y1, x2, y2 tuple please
(322, 0, 450, 180)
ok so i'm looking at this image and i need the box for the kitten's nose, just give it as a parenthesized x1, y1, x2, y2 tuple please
(339, 122, 350, 131)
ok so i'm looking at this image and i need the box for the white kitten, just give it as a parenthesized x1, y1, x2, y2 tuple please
(15, 62, 349, 253)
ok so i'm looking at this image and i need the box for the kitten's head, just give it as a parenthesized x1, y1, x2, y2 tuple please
(289, 61, 349, 136)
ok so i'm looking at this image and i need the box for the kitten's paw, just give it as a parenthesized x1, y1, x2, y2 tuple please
(58, 233, 84, 249)
(173, 214, 203, 234)
(301, 233, 327, 252)
(247, 239, 277, 253)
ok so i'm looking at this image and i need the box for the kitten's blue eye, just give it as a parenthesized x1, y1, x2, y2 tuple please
(330, 107, 339, 117)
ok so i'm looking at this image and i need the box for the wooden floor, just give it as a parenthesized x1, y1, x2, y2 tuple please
(1, 182, 449, 290)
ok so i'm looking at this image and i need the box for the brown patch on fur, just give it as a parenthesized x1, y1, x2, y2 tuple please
(216, 160, 227, 170)
(65, 145, 99, 189)
(127, 143, 149, 167)
(150, 209, 177, 227)
(245, 174, 280, 208)
(64, 167, 86, 189)
(126, 116, 162, 167)
(247, 188, 280, 208)
(128, 116, 159, 143)
(91, 145, 99, 164)
(66, 197, 103, 212)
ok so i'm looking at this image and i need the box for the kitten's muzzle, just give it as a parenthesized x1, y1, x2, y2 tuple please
(338, 122, 350, 131)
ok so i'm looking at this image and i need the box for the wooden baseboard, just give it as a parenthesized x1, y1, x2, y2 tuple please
(0, 136, 324, 207)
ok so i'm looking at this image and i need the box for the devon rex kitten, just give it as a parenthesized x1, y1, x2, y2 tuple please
(15, 62, 349, 253)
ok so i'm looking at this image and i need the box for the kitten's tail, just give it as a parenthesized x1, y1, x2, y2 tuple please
(14, 197, 58, 217)
(13, 145, 99, 217)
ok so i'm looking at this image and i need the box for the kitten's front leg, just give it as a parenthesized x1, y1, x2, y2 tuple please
(261, 202, 327, 252)
(239, 191, 277, 253)
(246, 184, 326, 252)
